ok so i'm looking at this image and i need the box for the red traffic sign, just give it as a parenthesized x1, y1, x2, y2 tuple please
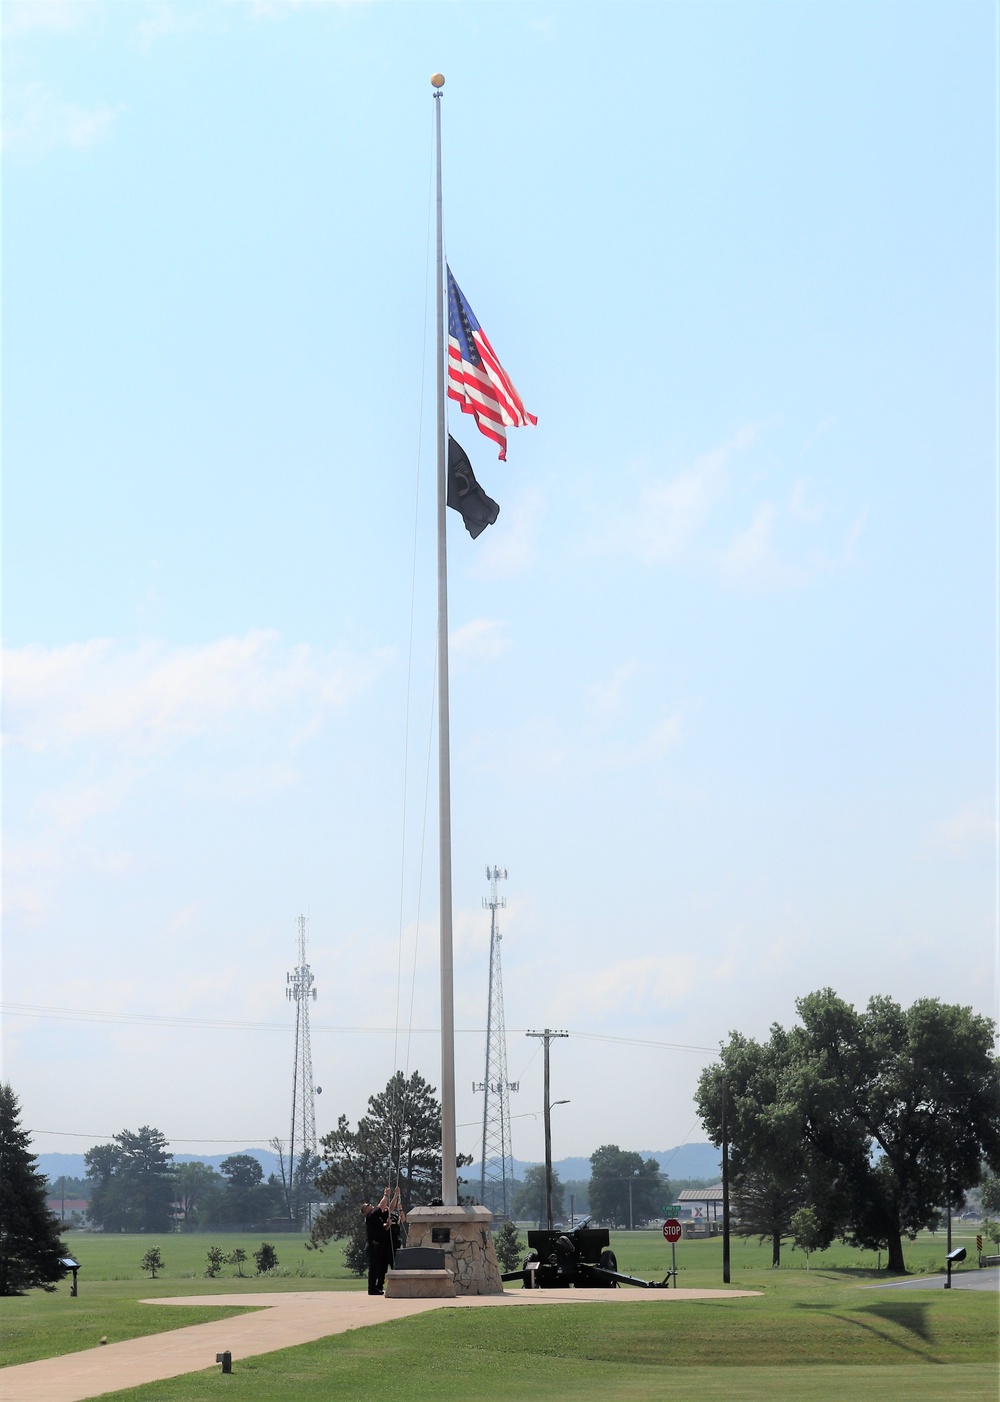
(662, 1218, 682, 1243)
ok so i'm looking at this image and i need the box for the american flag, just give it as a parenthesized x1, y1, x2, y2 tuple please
(447, 266, 536, 461)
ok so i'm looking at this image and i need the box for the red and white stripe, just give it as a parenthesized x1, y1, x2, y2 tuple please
(448, 329, 537, 462)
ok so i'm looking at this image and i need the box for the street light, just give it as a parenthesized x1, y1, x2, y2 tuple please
(526, 1030, 568, 1230)
(628, 1169, 640, 1231)
(546, 1100, 570, 1229)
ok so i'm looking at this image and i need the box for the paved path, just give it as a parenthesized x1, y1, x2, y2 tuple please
(863, 1266, 1000, 1293)
(4, 1286, 759, 1402)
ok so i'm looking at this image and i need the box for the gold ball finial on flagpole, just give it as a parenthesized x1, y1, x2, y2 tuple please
(431, 73, 445, 88)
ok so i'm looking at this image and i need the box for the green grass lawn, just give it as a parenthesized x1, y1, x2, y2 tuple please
(72, 1292, 1000, 1402)
(4, 1227, 995, 1400)
(604, 1223, 987, 1284)
(1, 1232, 354, 1367)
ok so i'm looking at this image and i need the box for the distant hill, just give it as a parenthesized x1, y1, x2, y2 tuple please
(37, 1148, 284, 1183)
(39, 1141, 721, 1188)
(467, 1143, 721, 1184)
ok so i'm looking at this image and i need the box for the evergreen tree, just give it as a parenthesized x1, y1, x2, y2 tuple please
(0, 1083, 69, 1295)
(254, 1241, 279, 1274)
(492, 1219, 525, 1272)
(310, 1069, 456, 1258)
(733, 1168, 807, 1267)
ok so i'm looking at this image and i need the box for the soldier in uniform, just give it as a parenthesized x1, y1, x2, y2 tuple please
(361, 1187, 390, 1295)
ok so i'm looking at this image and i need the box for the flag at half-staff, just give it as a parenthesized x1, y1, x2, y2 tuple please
(447, 435, 499, 538)
(447, 266, 537, 461)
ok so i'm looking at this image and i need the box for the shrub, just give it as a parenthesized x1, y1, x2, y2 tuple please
(227, 1247, 248, 1277)
(492, 1219, 524, 1272)
(205, 1246, 225, 1278)
(254, 1242, 279, 1274)
(140, 1247, 164, 1278)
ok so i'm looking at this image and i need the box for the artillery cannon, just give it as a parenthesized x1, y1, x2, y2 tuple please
(500, 1221, 674, 1289)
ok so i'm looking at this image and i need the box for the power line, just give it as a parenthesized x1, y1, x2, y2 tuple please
(28, 1131, 283, 1143)
(3, 1002, 716, 1053)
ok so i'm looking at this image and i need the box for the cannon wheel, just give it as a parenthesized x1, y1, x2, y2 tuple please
(599, 1248, 619, 1286)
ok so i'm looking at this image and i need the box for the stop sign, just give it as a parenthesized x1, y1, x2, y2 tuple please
(662, 1218, 682, 1243)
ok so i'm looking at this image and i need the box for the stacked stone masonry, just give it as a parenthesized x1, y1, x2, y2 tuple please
(402, 1205, 503, 1296)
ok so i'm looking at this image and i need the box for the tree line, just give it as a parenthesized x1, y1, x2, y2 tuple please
(83, 1130, 296, 1233)
(697, 989, 1000, 1271)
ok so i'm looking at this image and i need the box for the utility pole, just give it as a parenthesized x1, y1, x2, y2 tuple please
(721, 1075, 731, 1284)
(473, 866, 519, 1218)
(526, 1029, 568, 1229)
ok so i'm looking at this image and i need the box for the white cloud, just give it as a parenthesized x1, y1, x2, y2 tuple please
(231, 0, 371, 17)
(552, 954, 699, 1021)
(2, 82, 120, 157)
(928, 807, 997, 859)
(844, 508, 869, 564)
(470, 486, 544, 580)
(3, 631, 383, 754)
(716, 500, 812, 588)
(789, 478, 823, 523)
(2, 1, 99, 37)
(604, 712, 684, 769)
(450, 618, 510, 664)
(135, 3, 212, 47)
(614, 425, 758, 565)
(585, 662, 640, 723)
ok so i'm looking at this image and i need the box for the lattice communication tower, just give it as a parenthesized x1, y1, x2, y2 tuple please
(286, 914, 318, 1225)
(473, 866, 519, 1218)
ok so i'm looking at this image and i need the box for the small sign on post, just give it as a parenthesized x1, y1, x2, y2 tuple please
(662, 1218, 681, 1287)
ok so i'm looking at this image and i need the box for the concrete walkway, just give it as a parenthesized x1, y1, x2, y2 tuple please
(862, 1266, 1000, 1293)
(4, 1286, 759, 1402)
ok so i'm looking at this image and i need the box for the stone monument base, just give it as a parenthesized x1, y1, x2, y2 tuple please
(397, 1205, 503, 1296)
(384, 1268, 455, 1299)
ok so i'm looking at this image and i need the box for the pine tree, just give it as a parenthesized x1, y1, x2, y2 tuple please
(0, 1083, 69, 1295)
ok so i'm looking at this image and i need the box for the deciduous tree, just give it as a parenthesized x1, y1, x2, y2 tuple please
(981, 1173, 1000, 1216)
(790, 1206, 823, 1271)
(512, 1165, 565, 1227)
(85, 1128, 175, 1233)
(174, 1161, 223, 1227)
(698, 990, 1000, 1273)
(140, 1247, 164, 1278)
(588, 1146, 666, 1229)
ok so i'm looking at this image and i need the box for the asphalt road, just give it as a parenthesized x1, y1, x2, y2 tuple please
(864, 1267, 999, 1292)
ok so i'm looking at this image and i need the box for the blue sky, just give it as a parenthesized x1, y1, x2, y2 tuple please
(3, 0, 996, 1171)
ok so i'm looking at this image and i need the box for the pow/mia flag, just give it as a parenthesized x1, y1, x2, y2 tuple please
(447, 435, 499, 539)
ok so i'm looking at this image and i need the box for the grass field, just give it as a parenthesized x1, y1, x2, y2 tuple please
(4, 1228, 996, 1400)
(66, 1292, 1000, 1402)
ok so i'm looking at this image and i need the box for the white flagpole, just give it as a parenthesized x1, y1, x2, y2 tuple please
(432, 72, 457, 1207)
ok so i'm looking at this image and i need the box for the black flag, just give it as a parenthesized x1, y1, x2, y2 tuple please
(447, 435, 499, 539)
